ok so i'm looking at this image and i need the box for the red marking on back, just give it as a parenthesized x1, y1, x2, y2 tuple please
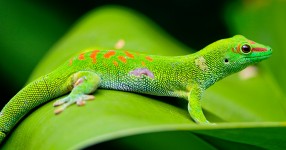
(78, 53, 85, 60)
(252, 47, 267, 52)
(145, 56, 153, 62)
(118, 56, 127, 63)
(113, 61, 119, 66)
(142, 61, 146, 66)
(69, 58, 73, 66)
(248, 40, 256, 44)
(104, 50, 116, 58)
(125, 51, 134, 58)
(90, 50, 100, 63)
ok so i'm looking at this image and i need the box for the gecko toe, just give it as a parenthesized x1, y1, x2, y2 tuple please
(76, 95, 95, 106)
(54, 106, 65, 115)
(76, 100, 86, 106)
(53, 94, 95, 114)
(53, 97, 69, 107)
(82, 95, 95, 101)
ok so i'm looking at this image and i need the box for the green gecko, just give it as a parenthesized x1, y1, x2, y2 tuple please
(0, 35, 272, 143)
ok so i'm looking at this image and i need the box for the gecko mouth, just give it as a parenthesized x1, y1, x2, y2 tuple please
(250, 54, 271, 59)
(238, 52, 271, 63)
(244, 54, 272, 62)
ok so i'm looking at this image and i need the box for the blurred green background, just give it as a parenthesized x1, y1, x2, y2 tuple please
(1, 0, 286, 149)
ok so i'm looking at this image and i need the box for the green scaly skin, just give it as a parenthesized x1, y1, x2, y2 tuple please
(0, 35, 272, 143)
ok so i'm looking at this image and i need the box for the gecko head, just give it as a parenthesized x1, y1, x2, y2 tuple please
(195, 35, 271, 87)
(220, 35, 272, 73)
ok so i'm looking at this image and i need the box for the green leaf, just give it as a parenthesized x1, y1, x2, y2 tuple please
(0, 0, 70, 86)
(2, 4, 286, 150)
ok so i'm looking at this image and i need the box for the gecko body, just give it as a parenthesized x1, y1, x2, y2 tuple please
(0, 35, 272, 143)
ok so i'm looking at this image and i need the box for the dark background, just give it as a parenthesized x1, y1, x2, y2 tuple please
(0, 0, 229, 106)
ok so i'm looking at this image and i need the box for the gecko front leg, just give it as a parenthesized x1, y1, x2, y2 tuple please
(53, 71, 101, 114)
(187, 84, 209, 124)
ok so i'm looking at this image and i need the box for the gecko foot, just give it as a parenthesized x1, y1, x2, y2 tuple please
(54, 94, 95, 114)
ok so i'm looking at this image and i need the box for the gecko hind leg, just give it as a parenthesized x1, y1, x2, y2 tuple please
(54, 71, 101, 114)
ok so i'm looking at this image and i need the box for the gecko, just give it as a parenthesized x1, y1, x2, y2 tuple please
(0, 35, 272, 143)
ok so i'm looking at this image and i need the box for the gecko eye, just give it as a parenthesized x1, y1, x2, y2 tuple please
(241, 44, 251, 54)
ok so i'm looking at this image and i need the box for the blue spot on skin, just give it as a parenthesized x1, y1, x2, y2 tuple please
(129, 68, 154, 79)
